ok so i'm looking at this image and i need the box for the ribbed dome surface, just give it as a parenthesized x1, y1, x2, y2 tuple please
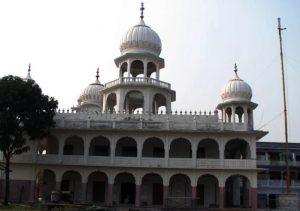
(221, 71, 252, 103)
(120, 20, 162, 56)
(78, 79, 104, 108)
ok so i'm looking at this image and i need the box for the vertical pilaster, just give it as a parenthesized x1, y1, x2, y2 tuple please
(107, 183, 113, 206)
(81, 182, 87, 204)
(192, 186, 197, 207)
(156, 63, 160, 80)
(135, 185, 141, 207)
(127, 59, 131, 77)
(143, 60, 147, 78)
(163, 185, 169, 208)
(219, 187, 224, 209)
(251, 188, 257, 209)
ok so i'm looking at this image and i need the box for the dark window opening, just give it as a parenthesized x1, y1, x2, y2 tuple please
(122, 146, 137, 157)
(63, 145, 74, 155)
(153, 147, 164, 157)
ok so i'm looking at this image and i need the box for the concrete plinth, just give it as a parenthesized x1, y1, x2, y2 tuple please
(277, 194, 299, 210)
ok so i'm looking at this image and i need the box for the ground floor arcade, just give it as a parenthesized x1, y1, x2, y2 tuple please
(2, 166, 258, 209)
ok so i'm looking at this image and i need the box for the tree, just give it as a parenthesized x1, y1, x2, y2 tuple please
(0, 75, 58, 205)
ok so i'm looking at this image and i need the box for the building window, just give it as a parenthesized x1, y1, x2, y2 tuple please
(63, 145, 74, 155)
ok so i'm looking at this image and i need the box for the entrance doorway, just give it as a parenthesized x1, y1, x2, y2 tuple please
(152, 183, 163, 205)
(92, 181, 105, 202)
(121, 183, 135, 204)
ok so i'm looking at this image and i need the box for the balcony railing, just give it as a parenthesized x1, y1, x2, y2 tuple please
(14, 155, 258, 170)
(258, 179, 300, 188)
(104, 77, 171, 89)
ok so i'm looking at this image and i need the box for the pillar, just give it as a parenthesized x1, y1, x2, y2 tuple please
(127, 59, 131, 77)
(219, 187, 224, 209)
(251, 188, 257, 209)
(163, 185, 168, 208)
(156, 64, 160, 80)
(81, 182, 87, 204)
(143, 60, 147, 78)
(192, 186, 197, 207)
(106, 183, 113, 206)
(135, 185, 141, 207)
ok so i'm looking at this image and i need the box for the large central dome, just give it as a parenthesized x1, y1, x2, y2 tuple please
(119, 5, 162, 56)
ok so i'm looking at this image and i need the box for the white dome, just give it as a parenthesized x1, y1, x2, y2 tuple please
(120, 19, 162, 56)
(221, 68, 252, 103)
(77, 77, 104, 110)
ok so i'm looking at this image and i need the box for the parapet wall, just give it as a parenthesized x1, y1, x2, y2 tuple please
(54, 109, 221, 131)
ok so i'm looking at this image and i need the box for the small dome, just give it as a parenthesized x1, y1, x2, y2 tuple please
(221, 65, 252, 103)
(120, 19, 162, 56)
(76, 70, 104, 111)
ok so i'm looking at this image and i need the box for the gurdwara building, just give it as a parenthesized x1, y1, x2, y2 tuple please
(1, 5, 267, 210)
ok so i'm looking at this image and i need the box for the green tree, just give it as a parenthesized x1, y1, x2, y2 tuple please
(0, 75, 58, 205)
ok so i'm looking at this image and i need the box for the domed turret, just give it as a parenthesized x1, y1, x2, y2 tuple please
(221, 64, 252, 103)
(74, 68, 104, 112)
(119, 3, 162, 56)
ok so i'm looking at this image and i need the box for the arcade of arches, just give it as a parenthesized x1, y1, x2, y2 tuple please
(35, 169, 257, 208)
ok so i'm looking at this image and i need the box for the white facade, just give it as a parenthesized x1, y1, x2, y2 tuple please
(0, 4, 267, 210)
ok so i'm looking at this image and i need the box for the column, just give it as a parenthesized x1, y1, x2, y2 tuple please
(163, 185, 169, 208)
(219, 187, 225, 209)
(243, 106, 249, 130)
(192, 141, 197, 168)
(137, 138, 142, 166)
(127, 59, 131, 77)
(81, 182, 87, 204)
(110, 139, 115, 165)
(135, 185, 141, 207)
(106, 183, 113, 206)
(119, 65, 123, 78)
(164, 140, 169, 167)
(191, 186, 197, 207)
(143, 60, 147, 78)
(251, 188, 257, 209)
(232, 106, 236, 129)
(156, 64, 160, 80)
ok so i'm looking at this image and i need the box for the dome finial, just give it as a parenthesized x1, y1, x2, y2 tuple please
(234, 63, 239, 78)
(96, 67, 100, 81)
(26, 63, 32, 80)
(140, 2, 144, 20)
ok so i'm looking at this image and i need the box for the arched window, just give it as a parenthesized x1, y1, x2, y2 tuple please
(89, 136, 110, 156)
(169, 138, 192, 158)
(124, 90, 144, 113)
(115, 137, 137, 157)
(142, 137, 164, 158)
(197, 139, 219, 158)
(225, 139, 250, 159)
(63, 136, 84, 155)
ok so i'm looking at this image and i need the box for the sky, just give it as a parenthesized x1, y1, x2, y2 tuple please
(0, 0, 299, 143)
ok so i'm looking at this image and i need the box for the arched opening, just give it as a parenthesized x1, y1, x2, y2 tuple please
(114, 173, 136, 204)
(124, 90, 144, 113)
(87, 172, 108, 203)
(120, 62, 128, 77)
(142, 137, 164, 158)
(196, 175, 219, 208)
(235, 106, 244, 123)
(106, 93, 117, 113)
(225, 107, 232, 123)
(147, 62, 157, 78)
(152, 93, 167, 114)
(169, 138, 192, 158)
(63, 136, 84, 155)
(197, 139, 219, 158)
(61, 171, 82, 203)
(169, 174, 192, 207)
(89, 136, 110, 156)
(38, 135, 59, 155)
(141, 173, 163, 206)
(115, 137, 137, 157)
(131, 60, 144, 77)
(36, 169, 56, 201)
(225, 139, 251, 159)
(225, 175, 250, 208)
